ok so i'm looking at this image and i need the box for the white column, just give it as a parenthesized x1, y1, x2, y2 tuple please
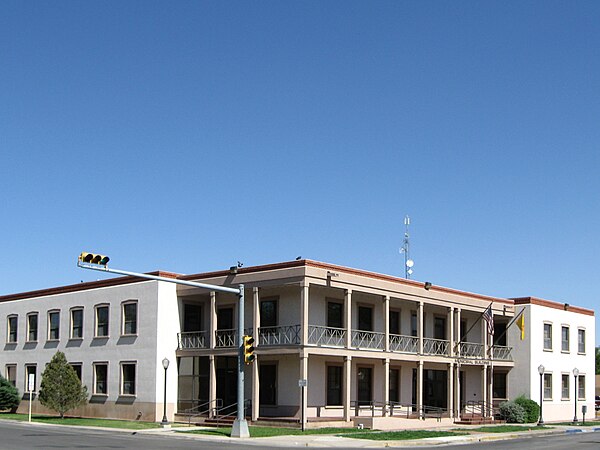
(301, 284, 309, 345)
(209, 354, 216, 418)
(482, 365, 487, 417)
(383, 358, 390, 416)
(343, 356, 352, 421)
(455, 364, 461, 421)
(299, 354, 308, 426)
(345, 290, 352, 349)
(448, 307, 455, 357)
(383, 295, 390, 352)
(210, 291, 217, 349)
(417, 360, 424, 419)
(253, 287, 260, 343)
(448, 362, 454, 419)
(417, 301, 424, 355)
(252, 356, 259, 421)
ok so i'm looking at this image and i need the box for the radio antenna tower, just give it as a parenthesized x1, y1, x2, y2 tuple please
(399, 215, 414, 278)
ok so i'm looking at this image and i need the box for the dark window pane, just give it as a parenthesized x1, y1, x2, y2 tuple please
(49, 312, 60, 340)
(122, 364, 136, 395)
(327, 302, 343, 328)
(260, 300, 277, 327)
(28, 314, 38, 341)
(184, 304, 203, 332)
(72, 309, 83, 338)
(123, 303, 137, 335)
(326, 366, 342, 406)
(434, 317, 446, 340)
(259, 364, 277, 405)
(95, 364, 108, 394)
(358, 307, 372, 331)
(389, 311, 400, 335)
(96, 306, 109, 337)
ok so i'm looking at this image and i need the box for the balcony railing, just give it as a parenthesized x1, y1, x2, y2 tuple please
(492, 345, 513, 361)
(259, 325, 301, 346)
(389, 334, 418, 353)
(215, 328, 237, 348)
(178, 331, 208, 349)
(307, 325, 346, 347)
(456, 342, 484, 359)
(351, 330, 384, 350)
(423, 338, 449, 356)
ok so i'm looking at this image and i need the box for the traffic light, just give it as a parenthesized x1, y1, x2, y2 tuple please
(79, 252, 110, 265)
(243, 335, 255, 364)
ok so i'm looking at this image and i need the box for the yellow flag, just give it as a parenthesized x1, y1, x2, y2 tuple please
(516, 312, 525, 340)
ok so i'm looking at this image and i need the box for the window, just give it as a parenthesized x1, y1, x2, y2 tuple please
(95, 305, 109, 337)
(578, 375, 585, 400)
(327, 301, 343, 328)
(326, 365, 342, 406)
(94, 363, 108, 395)
(434, 317, 446, 340)
(561, 326, 569, 352)
(48, 311, 60, 340)
(25, 365, 36, 392)
(5, 365, 16, 386)
(260, 298, 278, 327)
(122, 302, 137, 335)
(389, 368, 400, 403)
(578, 329, 586, 354)
(561, 374, 570, 399)
(543, 373, 552, 400)
(121, 363, 136, 395)
(492, 372, 507, 399)
(411, 312, 418, 337)
(69, 363, 82, 381)
(7, 315, 17, 343)
(27, 313, 38, 342)
(71, 308, 83, 339)
(543, 323, 552, 350)
(183, 303, 202, 332)
(358, 306, 373, 331)
(389, 311, 400, 335)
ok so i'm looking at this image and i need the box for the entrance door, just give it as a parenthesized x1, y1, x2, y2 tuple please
(259, 364, 277, 406)
(357, 367, 372, 405)
(413, 369, 448, 409)
(216, 356, 237, 413)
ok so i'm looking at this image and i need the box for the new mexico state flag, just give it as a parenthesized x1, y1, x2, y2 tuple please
(516, 312, 525, 340)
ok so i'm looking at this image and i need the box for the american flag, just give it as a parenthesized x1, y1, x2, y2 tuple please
(483, 305, 494, 335)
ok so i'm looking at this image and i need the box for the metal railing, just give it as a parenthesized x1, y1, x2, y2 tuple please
(181, 398, 223, 426)
(178, 331, 208, 349)
(463, 400, 496, 419)
(491, 345, 513, 361)
(259, 324, 301, 346)
(307, 325, 346, 347)
(423, 337, 449, 356)
(350, 401, 445, 421)
(215, 328, 237, 348)
(351, 330, 385, 350)
(456, 342, 484, 358)
(389, 334, 418, 353)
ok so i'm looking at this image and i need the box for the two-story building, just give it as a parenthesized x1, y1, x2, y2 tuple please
(0, 259, 594, 426)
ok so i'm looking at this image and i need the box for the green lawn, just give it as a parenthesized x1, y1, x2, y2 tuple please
(179, 426, 370, 438)
(553, 421, 600, 427)
(465, 425, 553, 433)
(0, 413, 162, 430)
(346, 430, 468, 441)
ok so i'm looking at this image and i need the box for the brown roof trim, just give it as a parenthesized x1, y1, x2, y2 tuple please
(513, 297, 595, 316)
(0, 271, 180, 303)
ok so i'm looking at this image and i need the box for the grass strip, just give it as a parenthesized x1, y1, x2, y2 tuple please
(179, 426, 371, 438)
(0, 413, 161, 430)
(341, 430, 468, 441)
(552, 421, 600, 427)
(465, 425, 553, 433)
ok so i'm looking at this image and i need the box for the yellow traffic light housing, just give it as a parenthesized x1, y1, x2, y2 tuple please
(79, 252, 110, 266)
(243, 335, 255, 364)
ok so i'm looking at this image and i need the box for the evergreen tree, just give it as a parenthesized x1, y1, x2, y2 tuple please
(0, 375, 20, 411)
(596, 346, 600, 375)
(38, 351, 88, 418)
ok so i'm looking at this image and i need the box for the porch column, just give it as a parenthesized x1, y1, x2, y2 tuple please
(210, 291, 217, 349)
(417, 360, 424, 419)
(383, 358, 390, 416)
(448, 307, 455, 357)
(253, 287, 260, 340)
(455, 364, 461, 421)
(383, 295, 390, 352)
(488, 365, 494, 416)
(343, 356, 352, 421)
(209, 354, 216, 418)
(252, 355, 259, 421)
(481, 365, 487, 417)
(299, 354, 308, 427)
(417, 301, 424, 355)
(345, 290, 352, 349)
(448, 362, 454, 419)
(300, 284, 309, 345)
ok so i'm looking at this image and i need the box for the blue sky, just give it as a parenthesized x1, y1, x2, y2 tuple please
(1, 2, 599, 343)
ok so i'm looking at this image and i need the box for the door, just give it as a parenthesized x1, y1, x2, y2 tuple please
(216, 356, 238, 413)
(357, 367, 372, 405)
(259, 364, 277, 409)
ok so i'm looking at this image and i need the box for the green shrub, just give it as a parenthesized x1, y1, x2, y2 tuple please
(514, 395, 540, 423)
(0, 375, 20, 411)
(39, 351, 88, 418)
(499, 400, 525, 423)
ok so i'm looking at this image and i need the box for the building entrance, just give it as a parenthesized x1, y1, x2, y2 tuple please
(216, 356, 238, 413)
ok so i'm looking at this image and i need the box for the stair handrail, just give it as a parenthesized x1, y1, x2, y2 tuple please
(183, 398, 223, 426)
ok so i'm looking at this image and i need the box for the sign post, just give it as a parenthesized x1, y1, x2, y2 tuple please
(28, 373, 35, 423)
(298, 379, 307, 432)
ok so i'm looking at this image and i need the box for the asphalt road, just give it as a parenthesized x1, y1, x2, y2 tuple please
(1, 421, 599, 450)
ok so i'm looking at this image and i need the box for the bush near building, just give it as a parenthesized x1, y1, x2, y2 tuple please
(499, 400, 526, 423)
(514, 395, 540, 423)
(0, 375, 20, 412)
(38, 351, 88, 418)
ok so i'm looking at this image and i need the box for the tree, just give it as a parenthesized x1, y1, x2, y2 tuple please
(0, 375, 20, 411)
(596, 347, 600, 375)
(38, 351, 88, 418)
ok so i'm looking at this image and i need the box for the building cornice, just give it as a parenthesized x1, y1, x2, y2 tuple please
(512, 296, 594, 316)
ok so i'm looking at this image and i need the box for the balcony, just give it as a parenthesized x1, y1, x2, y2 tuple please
(423, 337, 450, 356)
(307, 325, 346, 347)
(215, 328, 238, 348)
(456, 342, 485, 359)
(389, 334, 419, 353)
(258, 325, 301, 346)
(178, 331, 208, 349)
(492, 345, 513, 361)
(351, 330, 385, 350)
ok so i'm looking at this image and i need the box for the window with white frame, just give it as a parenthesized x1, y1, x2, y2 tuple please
(69, 363, 82, 381)
(561, 326, 569, 352)
(7, 315, 17, 343)
(543, 373, 552, 399)
(122, 301, 137, 335)
(48, 310, 60, 340)
(5, 365, 16, 386)
(70, 308, 83, 339)
(121, 362, 136, 395)
(95, 305, 109, 337)
(578, 329, 586, 354)
(27, 313, 38, 342)
(93, 363, 108, 395)
(578, 375, 585, 400)
(543, 323, 552, 350)
(561, 374, 570, 399)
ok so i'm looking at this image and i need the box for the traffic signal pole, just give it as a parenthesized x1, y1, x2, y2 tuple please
(77, 258, 250, 438)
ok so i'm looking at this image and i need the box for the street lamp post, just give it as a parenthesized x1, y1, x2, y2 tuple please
(161, 358, 170, 426)
(573, 368, 579, 424)
(537, 365, 545, 426)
